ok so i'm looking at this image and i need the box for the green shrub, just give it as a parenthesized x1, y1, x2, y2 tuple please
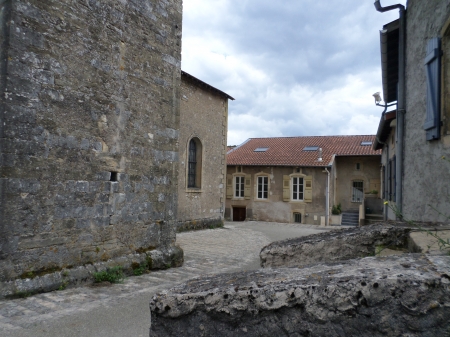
(93, 266, 125, 283)
(331, 203, 342, 215)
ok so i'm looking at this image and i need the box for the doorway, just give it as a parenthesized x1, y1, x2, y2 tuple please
(352, 181, 364, 203)
(233, 207, 246, 221)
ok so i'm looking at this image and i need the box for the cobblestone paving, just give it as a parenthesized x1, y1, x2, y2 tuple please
(0, 222, 330, 336)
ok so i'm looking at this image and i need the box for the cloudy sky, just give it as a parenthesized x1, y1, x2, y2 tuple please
(181, 0, 407, 146)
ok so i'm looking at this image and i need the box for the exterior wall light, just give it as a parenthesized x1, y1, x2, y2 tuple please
(373, 92, 396, 111)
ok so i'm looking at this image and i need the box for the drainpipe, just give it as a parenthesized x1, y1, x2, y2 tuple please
(384, 144, 389, 220)
(374, 0, 405, 217)
(324, 167, 330, 226)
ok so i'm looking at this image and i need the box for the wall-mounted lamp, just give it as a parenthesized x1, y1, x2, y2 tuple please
(372, 92, 396, 112)
(373, 92, 382, 105)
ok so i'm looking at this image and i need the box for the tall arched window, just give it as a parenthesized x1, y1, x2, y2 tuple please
(188, 139, 197, 187)
(187, 137, 202, 188)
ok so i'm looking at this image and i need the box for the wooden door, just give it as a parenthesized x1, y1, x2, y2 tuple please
(233, 207, 246, 221)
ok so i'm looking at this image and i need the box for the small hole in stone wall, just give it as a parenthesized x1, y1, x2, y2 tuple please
(110, 172, 118, 182)
(373, 282, 379, 288)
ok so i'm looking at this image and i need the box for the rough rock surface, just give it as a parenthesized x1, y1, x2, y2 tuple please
(150, 254, 450, 337)
(260, 225, 411, 268)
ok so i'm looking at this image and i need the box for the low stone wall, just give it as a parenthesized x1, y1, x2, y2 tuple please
(176, 217, 224, 232)
(0, 245, 183, 299)
(150, 254, 450, 336)
(260, 224, 410, 268)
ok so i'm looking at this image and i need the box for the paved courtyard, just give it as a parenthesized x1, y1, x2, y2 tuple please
(0, 221, 334, 337)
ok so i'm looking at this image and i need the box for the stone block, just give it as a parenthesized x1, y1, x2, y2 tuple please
(96, 171, 111, 181)
(104, 181, 119, 193)
(75, 181, 89, 193)
(260, 224, 411, 268)
(93, 217, 110, 227)
(89, 181, 102, 192)
(80, 138, 90, 150)
(97, 193, 110, 203)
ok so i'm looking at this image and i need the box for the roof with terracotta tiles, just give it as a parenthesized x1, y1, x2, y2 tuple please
(227, 145, 237, 153)
(227, 135, 381, 167)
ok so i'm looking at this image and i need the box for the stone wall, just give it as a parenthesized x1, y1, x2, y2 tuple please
(333, 155, 381, 212)
(177, 73, 229, 230)
(0, 0, 182, 282)
(402, 0, 450, 222)
(150, 254, 450, 336)
(225, 166, 327, 224)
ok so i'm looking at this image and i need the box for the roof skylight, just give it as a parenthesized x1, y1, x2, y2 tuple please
(361, 141, 373, 146)
(303, 146, 319, 151)
(254, 147, 269, 152)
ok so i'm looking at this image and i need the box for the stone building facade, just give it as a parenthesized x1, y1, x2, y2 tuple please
(332, 155, 382, 214)
(373, 0, 450, 222)
(226, 136, 381, 224)
(177, 71, 233, 231)
(0, 0, 183, 284)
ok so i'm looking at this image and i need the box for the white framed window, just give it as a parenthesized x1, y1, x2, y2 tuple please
(257, 176, 268, 199)
(234, 176, 245, 198)
(283, 174, 312, 203)
(292, 177, 304, 201)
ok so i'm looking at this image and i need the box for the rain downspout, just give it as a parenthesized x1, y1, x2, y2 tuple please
(374, 0, 405, 216)
(324, 167, 330, 226)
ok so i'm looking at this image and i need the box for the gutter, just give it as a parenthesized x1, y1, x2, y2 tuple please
(374, 0, 405, 217)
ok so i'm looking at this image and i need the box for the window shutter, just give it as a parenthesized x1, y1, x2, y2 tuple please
(244, 174, 251, 200)
(283, 175, 290, 201)
(304, 176, 312, 202)
(226, 174, 232, 199)
(423, 37, 441, 140)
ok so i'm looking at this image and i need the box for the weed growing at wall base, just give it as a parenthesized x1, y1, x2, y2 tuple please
(93, 266, 125, 283)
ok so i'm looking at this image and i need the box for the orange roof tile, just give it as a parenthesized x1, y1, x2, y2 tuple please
(227, 135, 381, 167)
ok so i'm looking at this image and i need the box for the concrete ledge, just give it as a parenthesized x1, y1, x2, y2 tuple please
(0, 245, 183, 299)
(260, 224, 410, 268)
(150, 254, 450, 336)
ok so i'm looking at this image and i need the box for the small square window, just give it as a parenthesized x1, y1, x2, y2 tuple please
(356, 163, 361, 170)
(294, 213, 302, 223)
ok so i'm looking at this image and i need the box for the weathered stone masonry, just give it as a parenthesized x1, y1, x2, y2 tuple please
(0, 0, 183, 285)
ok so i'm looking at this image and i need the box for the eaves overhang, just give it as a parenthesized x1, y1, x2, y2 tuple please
(380, 19, 399, 104)
(373, 110, 397, 150)
(181, 70, 235, 100)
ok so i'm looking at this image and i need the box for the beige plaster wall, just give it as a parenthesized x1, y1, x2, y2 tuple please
(225, 166, 327, 224)
(333, 156, 382, 212)
(177, 77, 228, 226)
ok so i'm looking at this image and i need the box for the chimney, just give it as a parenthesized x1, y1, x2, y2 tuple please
(317, 148, 323, 162)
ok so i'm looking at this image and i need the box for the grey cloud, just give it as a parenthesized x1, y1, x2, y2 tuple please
(182, 0, 406, 144)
